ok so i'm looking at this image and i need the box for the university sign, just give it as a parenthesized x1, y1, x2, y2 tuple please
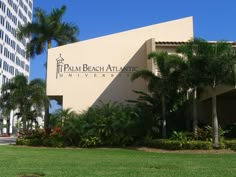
(56, 54, 138, 79)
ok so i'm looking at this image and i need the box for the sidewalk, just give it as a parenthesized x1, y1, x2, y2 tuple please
(0, 137, 16, 145)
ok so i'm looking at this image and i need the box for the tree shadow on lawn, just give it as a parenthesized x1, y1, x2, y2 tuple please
(18, 173, 45, 177)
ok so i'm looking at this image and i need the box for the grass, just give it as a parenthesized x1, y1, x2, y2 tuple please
(0, 146, 235, 177)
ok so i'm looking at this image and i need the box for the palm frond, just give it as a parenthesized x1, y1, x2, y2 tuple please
(131, 69, 155, 81)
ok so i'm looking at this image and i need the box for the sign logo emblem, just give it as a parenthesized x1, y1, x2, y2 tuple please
(56, 54, 64, 79)
(55, 54, 137, 79)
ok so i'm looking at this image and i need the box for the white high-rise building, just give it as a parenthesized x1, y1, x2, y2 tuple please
(0, 0, 33, 135)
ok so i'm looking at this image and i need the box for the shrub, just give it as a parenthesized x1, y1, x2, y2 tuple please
(193, 126, 226, 142)
(18, 129, 46, 140)
(183, 141, 212, 150)
(42, 137, 64, 147)
(80, 137, 102, 148)
(170, 131, 190, 141)
(16, 129, 45, 146)
(16, 137, 42, 146)
(149, 139, 183, 150)
(225, 140, 236, 150)
(16, 128, 64, 147)
(50, 102, 160, 147)
(73, 102, 144, 146)
(16, 138, 31, 145)
(147, 139, 212, 150)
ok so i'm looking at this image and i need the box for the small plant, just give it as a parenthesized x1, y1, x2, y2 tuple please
(80, 136, 102, 148)
(170, 131, 189, 141)
(193, 125, 226, 142)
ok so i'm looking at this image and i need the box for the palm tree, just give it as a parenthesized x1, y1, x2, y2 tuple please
(178, 39, 236, 147)
(177, 38, 211, 135)
(17, 5, 79, 130)
(52, 108, 77, 127)
(0, 75, 47, 130)
(131, 51, 184, 138)
(205, 41, 236, 147)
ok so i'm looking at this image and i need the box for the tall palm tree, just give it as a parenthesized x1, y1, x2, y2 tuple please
(177, 38, 211, 135)
(17, 5, 79, 130)
(205, 41, 236, 147)
(131, 51, 184, 138)
(178, 39, 236, 147)
(0, 75, 47, 130)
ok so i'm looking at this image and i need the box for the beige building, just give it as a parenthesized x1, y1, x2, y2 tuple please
(46, 16, 235, 126)
(47, 17, 193, 112)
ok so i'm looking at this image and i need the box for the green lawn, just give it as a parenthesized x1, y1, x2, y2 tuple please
(0, 146, 235, 177)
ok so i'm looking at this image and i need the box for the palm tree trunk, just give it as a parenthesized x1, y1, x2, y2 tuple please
(193, 87, 198, 136)
(44, 40, 51, 133)
(22, 116, 26, 131)
(161, 94, 167, 138)
(212, 89, 219, 147)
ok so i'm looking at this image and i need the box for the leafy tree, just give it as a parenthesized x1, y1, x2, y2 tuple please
(17, 5, 79, 130)
(0, 75, 47, 130)
(131, 51, 185, 138)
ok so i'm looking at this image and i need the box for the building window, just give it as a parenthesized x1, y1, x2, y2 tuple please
(29, 1, 33, 10)
(0, 29, 4, 40)
(15, 68, 19, 76)
(3, 61, 9, 72)
(20, 60, 25, 69)
(0, 44, 3, 54)
(2, 75, 7, 85)
(0, 15, 5, 26)
(0, 58, 2, 68)
(25, 64, 29, 72)
(16, 56, 21, 66)
(0, 1, 6, 13)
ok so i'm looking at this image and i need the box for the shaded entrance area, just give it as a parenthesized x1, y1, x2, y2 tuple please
(199, 89, 236, 128)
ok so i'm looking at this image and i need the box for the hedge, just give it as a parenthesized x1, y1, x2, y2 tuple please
(148, 139, 213, 150)
(225, 140, 236, 150)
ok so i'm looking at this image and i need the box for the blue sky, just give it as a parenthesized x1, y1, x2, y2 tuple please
(30, 0, 236, 80)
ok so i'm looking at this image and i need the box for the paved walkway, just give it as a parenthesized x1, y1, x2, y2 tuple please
(0, 137, 16, 145)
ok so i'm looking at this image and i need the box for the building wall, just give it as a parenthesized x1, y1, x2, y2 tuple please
(0, 0, 33, 134)
(0, 0, 32, 83)
(47, 17, 193, 112)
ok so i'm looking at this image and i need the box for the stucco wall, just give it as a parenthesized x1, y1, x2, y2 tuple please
(47, 17, 193, 112)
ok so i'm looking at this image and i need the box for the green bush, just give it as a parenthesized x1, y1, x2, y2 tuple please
(16, 129, 45, 146)
(16, 138, 31, 145)
(194, 126, 226, 142)
(42, 137, 64, 147)
(80, 136, 102, 148)
(149, 139, 183, 150)
(18, 129, 46, 139)
(170, 131, 190, 141)
(50, 102, 160, 147)
(16, 127, 64, 147)
(183, 141, 212, 150)
(225, 140, 236, 150)
(147, 139, 212, 150)
(16, 137, 42, 146)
